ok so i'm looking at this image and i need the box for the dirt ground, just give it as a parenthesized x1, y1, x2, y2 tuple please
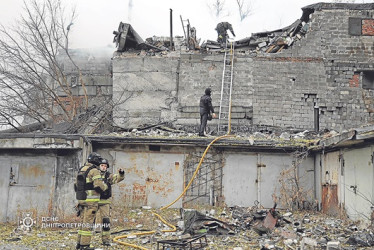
(0, 207, 373, 250)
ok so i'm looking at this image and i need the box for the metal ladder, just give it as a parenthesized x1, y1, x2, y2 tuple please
(180, 15, 190, 46)
(218, 40, 235, 135)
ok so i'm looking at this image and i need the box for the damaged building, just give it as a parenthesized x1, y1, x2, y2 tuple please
(113, 3, 374, 133)
(1, 2, 374, 238)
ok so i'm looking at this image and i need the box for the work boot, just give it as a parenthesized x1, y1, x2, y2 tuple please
(79, 245, 95, 250)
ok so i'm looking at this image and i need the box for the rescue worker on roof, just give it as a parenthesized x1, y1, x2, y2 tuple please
(215, 22, 236, 44)
(95, 158, 125, 246)
(75, 152, 108, 250)
(199, 87, 216, 136)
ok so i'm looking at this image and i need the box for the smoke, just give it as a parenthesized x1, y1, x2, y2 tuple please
(128, 0, 133, 22)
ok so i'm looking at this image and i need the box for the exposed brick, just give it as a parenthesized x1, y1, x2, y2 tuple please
(362, 19, 374, 36)
(349, 73, 360, 88)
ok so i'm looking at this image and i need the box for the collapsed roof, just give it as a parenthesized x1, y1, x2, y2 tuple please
(113, 3, 374, 54)
(113, 22, 169, 52)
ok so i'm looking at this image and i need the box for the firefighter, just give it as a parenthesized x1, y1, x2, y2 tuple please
(75, 152, 108, 250)
(215, 22, 236, 44)
(96, 158, 125, 246)
(199, 87, 216, 136)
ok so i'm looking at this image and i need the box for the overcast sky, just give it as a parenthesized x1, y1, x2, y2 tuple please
(0, 0, 369, 49)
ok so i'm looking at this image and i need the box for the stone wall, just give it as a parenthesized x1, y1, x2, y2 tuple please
(57, 48, 113, 103)
(112, 4, 374, 132)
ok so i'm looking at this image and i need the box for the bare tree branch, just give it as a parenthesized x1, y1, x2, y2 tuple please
(235, 0, 253, 22)
(0, 0, 89, 130)
(207, 0, 229, 19)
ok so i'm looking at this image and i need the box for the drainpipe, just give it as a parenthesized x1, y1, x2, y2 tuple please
(209, 185, 214, 206)
(257, 153, 261, 207)
(170, 9, 173, 51)
(314, 105, 319, 132)
(186, 23, 190, 50)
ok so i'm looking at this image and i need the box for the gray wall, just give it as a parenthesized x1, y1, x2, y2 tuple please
(0, 136, 314, 223)
(315, 145, 374, 224)
(95, 143, 314, 210)
(0, 150, 80, 222)
(112, 6, 374, 132)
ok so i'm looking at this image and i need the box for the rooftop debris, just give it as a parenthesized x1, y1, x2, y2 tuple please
(113, 22, 144, 52)
(112, 3, 374, 56)
(202, 18, 309, 53)
(113, 22, 171, 53)
(113, 3, 315, 55)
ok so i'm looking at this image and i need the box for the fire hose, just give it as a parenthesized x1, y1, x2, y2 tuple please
(113, 134, 234, 249)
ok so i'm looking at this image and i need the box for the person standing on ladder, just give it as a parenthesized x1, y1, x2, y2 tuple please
(215, 22, 235, 45)
(199, 88, 216, 136)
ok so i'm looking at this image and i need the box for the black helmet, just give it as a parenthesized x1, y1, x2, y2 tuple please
(205, 88, 211, 95)
(100, 158, 110, 168)
(87, 152, 102, 166)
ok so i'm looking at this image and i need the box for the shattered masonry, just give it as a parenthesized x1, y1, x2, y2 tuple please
(111, 3, 374, 134)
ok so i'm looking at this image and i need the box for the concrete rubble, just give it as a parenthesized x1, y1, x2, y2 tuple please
(2, 206, 374, 249)
(112, 3, 314, 55)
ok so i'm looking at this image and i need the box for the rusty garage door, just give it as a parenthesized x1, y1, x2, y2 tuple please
(111, 151, 184, 208)
(321, 151, 340, 216)
(0, 155, 56, 222)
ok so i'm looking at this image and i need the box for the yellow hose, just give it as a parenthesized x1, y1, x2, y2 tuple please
(161, 134, 233, 210)
(113, 135, 234, 249)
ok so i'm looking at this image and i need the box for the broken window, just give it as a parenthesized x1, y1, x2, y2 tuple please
(362, 71, 374, 90)
(349, 18, 374, 36)
(71, 75, 77, 87)
(349, 18, 362, 35)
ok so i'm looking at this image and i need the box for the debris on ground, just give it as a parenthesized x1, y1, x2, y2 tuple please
(1, 206, 374, 249)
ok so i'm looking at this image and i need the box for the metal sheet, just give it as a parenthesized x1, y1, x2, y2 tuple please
(259, 153, 293, 208)
(111, 151, 184, 208)
(322, 184, 339, 216)
(5, 155, 56, 222)
(223, 154, 257, 207)
(343, 147, 373, 221)
(223, 153, 300, 208)
(323, 151, 340, 185)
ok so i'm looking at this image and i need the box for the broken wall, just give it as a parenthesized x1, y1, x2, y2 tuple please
(253, 5, 374, 131)
(112, 4, 374, 132)
(56, 48, 113, 112)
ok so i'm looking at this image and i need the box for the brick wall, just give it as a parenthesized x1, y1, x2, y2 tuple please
(112, 4, 374, 132)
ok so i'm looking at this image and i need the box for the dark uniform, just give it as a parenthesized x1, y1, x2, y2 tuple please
(75, 153, 108, 250)
(95, 158, 125, 246)
(199, 88, 215, 136)
(215, 22, 235, 44)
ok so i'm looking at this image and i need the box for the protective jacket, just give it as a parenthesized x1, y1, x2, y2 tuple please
(200, 94, 215, 115)
(99, 171, 125, 204)
(75, 163, 108, 203)
(216, 22, 235, 37)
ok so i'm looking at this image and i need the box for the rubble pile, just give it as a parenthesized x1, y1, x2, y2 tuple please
(2, 206, 374, 249)
(114, 6, 313, 56)
(108, 125, 338, 147)
(202, 18, 310, 54)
